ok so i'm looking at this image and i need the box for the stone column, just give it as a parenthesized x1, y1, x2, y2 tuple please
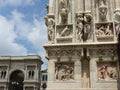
(25, 66, 27, 80)
(48, 60, 55, 81)
(49, 0, 55, 14)
(85, 0, 91, 12)
(115, 0, 120, 10)
(35, 65, 38, 81)
(90, 58, 96, 88)
(74, 59, 82, 87)
(77, 0, 84, 13)
(81, 59, 90, 88)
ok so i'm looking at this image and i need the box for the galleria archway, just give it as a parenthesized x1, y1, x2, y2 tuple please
(9, 70, 24, 90)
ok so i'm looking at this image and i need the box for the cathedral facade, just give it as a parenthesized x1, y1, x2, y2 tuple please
(44, 0, 120, 90)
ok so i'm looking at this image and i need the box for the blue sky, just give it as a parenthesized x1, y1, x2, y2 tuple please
(0, 0, 49, 70)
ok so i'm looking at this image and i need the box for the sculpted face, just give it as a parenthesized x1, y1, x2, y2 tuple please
(99, 6, 107, 16)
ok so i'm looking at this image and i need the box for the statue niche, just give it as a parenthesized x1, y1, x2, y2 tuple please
(99, 1, 108, 22)
(59, 0, 70, 23)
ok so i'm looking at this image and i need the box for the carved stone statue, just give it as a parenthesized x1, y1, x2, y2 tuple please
(113, 11, 120, 38)
(115, 24, 120, 38)
(76, 13, 84, 42)
(99, 3, 107, 22)
(45, 16, 55, 43)
(60, 26, 71, 36)
(60, 8, 68, 23)
(114, 11, 120, 23)
(59, 0, 70, 23)
(105, 24, 112, 35)
(83, 13, 92, 41)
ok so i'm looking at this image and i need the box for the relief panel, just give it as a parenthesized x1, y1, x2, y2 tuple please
(56, 24, 73, 43)
(55, 62, 74, 81)
(95, 22, 114, 41)
(97, 61, 117, 81)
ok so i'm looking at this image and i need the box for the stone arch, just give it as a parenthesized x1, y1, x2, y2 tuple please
(8, 69, 25, 90)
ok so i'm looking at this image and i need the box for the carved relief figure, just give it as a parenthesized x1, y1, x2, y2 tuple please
(76, 13, 84, 42)
(83, 13, 92, 41)
(55, 63, 74, 81)
(114, 11, 120, 38)
(105, 24, 112, 35)
(97, 62, 117, 80)
(59, 0, 70, 23)
(60, 26, 71, 36)
(115, 24, 120, 38)
(45, 16, 55, 43)
(96, 25, 105, 35)
(96, 24, 113, 36)
(99, 3, 107, 22)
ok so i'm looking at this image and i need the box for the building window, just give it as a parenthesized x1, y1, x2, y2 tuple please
(0, 71, 6, 79)
(28, 70, 34, 79)
(42, 75, 48, 81)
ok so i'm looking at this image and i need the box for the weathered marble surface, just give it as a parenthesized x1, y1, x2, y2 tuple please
(44, 0, 119, 90)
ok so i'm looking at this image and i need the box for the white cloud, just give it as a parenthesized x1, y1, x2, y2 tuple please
(26, 16, 48, 70)
(27, 19, 48, 48)
(0, 0, 34, 7)
(0, 15, 27, 56)
(0, 10, 48, 69)
(11, 10, 33, 38)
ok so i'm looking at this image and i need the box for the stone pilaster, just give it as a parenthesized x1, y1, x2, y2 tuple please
(85, 0, 91, 12)
(74, 59, 81, 80)
(115, 0, 120, 10)
(48, 60, 55, 82)
(49, 0, 55, 14)
(77, 0, 84, 13)
(90, 58, 96, 88)
(74, 59, 82, 87)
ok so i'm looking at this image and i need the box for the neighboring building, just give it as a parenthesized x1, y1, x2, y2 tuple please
(41, 69, 48, 89)
(0, 55, 43, 90)
(44, 0, 120, 90)
(41, 69, 48, 85)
